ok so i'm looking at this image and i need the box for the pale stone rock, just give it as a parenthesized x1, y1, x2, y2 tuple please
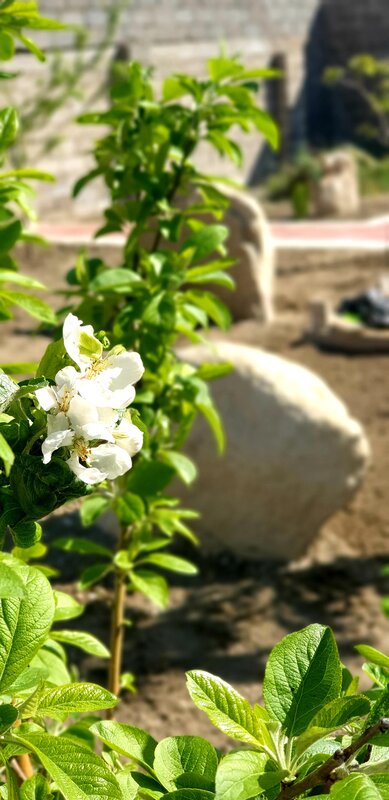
(176, 340, 370, 560)
(218, 187, 275, 322)
(313, 150, 360, 217)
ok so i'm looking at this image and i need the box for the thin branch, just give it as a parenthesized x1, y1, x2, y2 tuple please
(276, 717, 389, 800)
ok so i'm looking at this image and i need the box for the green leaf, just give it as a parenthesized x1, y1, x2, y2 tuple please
(215, 750, 285, 800)
(91, 720, 157, 770)
(20, 773, 52, 800)
(0, 564, 55, 692)
(0, 429, 13, 473)
(207, 132, 242, 167)
(115, 769, 139, 800)
(140, 552, 197, 575)
(0, 291, 56, 324)
(296, 695, 371, 755)
(361, 746, 389, 776)
(186, 291, 231, 329)
(251, 108, 279, 149)
(0, 561, 26, 597)
(89, 268, 141, 293)
(51, 629, 109, 658)
(16, 32, 44, 62)
(180, 226, 228, 261)
(0, 107, 18, 149)
(208, 56, 245, 81)
(159, 451, 197, 485)
(186, 671, 263, 747)
(5, 762, 20, 800)
(53, 590, 84, 622)
(126, 460, 175, 496)
(0, 217, 21, 253)
(163, 791, 214, 800)
(130, 569, 169, 609)
(53, 535, 111, 558)
(356, 646, 389, 670)
(263, 624, 342, 737)
(79, 562, 110, 589)
(0, 270, 45, 289)
(195, 363, 232, 381)
(153, 736, 218, 792)
(6, 667, 48, 694)
(79, 496, 111, 527)
(15, 733, 122, 800)
(371, 776, 389, 800)
(115, 492, 145, 525)
(0, 30, 14, 59)
(0, 361, 38, 375)
(0, 702, 18, 732)
(30, 643, 71, 687)
(36, 339, 68, 381)
(0, 168, 53, 181)
(331, 774, 387, 800)
(163, 76, 189, 102)
(0, 368, 17, 410)
(186, 269, 235, 290)
(33, 682, 116, 721)
(12, 520, 42, 548)
(193, 379, 225, 452)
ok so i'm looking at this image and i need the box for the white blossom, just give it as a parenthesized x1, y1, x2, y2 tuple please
(67, 443, 132, 485)
(38, 314, 145, 485)
(62, 313, 144, 409)
(42, 413, 74, 465)
(63, 313, 102, 370)
(76, 350, 144, 409)
(35, 366, 79, 414)
(113, 417, 143, 456)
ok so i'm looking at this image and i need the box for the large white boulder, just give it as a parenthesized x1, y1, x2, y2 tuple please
(177, 341, 370, 560)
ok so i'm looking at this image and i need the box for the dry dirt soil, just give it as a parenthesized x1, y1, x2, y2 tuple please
(1, 238, 389, 747)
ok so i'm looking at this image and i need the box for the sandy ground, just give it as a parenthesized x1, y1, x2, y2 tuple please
(2, 231, 389, 746)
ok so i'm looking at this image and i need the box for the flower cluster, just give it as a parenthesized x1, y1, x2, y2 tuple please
(35, 314, 144, 485)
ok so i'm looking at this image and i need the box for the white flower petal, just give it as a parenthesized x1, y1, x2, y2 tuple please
(89, 442, 132, 479)
(98, 406, 120, 427)
(63, 313, 99, 371)
(77, 379, 136, 409)
(35, 386, 57, 412)
(114, 418, 143, 456)
(80, 422, 115, 442)
(67, 454, 105, 485)
(55, 366, 80, 388)
(67, 395, 99, 430)
(106, 351, 144, 388)
(42, 428, 74, 464)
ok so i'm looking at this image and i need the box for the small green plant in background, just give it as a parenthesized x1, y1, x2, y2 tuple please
(324, 54, 389, 151)
(264, 147, 322, 218)
(350, 148, 389, 196)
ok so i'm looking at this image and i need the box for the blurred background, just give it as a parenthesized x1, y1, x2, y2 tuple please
(11, 0, 389, 215)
